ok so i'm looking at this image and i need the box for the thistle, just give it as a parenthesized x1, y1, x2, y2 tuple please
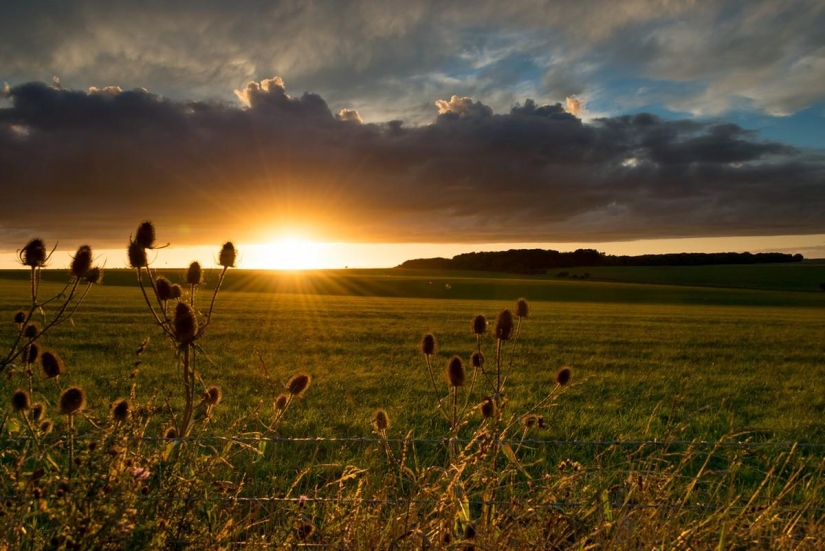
(14, 310, 25, 324)
(274, 394, 289, 411)
(30, 402, 46, 422)
(156, 277, 172, 301)
(480, 396, 495, 418)
(204, 386, 222, 406)
(85, 266, 103, 284)
(556, 366, 572, 386)
(26, 342, 40, 364)
(471, 351, 484, 369)
(24, 323, 39, 339)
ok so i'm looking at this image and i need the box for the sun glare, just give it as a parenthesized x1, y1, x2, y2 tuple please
(245, 237, 324, 270)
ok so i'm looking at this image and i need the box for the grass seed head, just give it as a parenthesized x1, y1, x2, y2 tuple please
(556, 366, 572, 386)
(480, 397, 495, 418)
(204, 386, 222, 406)
(472, 314, 487, 335)
(288, 374, 311, 397)
(471, 351, 484, 369)
(70, 245, 93, 278)
(41, 351, 66, 378)
(135, 221, 156, 249)
(495, 309, 514, 340)
(219, 242, 237, 268)
(274, 393, 289, 410)
(446, 356, 465, 387)
(111, 399, 131, 422)
(59, 386, 86, 415)
(26, 342, 40, 364)
(127, 241, 147, 268)
(420, 333, 436, 356)
(173, 302, 198, 344)
(85, 266, 103, 284)
(20, 238, 48, 267)
(515, 298, 530, 318)
(12, 389, 31, 412)
(372, 409, 390, 431)
(186, 261, 203, 285)
(14, 310, 25, 324)
(155, 277, 172, 301)
(30, 402, 46, 422)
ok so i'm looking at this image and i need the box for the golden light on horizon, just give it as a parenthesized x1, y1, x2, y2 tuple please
(245, 236, 325, 270)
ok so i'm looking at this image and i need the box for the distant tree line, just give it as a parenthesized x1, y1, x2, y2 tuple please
(398, 249, 804, 274)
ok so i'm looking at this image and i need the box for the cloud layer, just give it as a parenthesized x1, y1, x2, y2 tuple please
(1, 79, 822, 249)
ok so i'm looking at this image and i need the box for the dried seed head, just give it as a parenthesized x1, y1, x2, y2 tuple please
(173, 302, 198, 344)
(446, 356, 465, 387)
(20, 238, 48, 267)
(155, 277, 172, 301)
(164, 427, 178, 439)
(372, 409, 390, 431)
(204, 386, 222, 406)
(494, 309, 514, 340)
(522, 414, 538, 429)
(12, 389, 31, 412)
(85, 266, 103, 284)
(26, 342, 40, 365)
(127, 241, 147, 268)
(111, 399, 131, 422)
(30, 402, 46, 422)
(59, 387, 86, 415)
(296, 517, 315, 540)
(219, 242, 237, 268)
(40, 420, 53, 434)
(186, 261, 203, 286)
(556, 366, 572, 386)
(420, 333, 436, 356)
(24, 323, 39, 339)
(480, 397, 495, 418)
(41, 351, 66, 378)
(472, 314, 487, 335)
(135, 221, 156, 249)
(274, 394, 289, 410)
(287, 374, 311, 397)
(169, 284, 183, 300)
(515, 298, 530, 318)
(14, 310, 25, 324)
(70, 245, 93, 278)
(471, 351, 484, 369)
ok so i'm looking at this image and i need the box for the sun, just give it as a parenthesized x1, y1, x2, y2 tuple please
(245, 237, 325, 270)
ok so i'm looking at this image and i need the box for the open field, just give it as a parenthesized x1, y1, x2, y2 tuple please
(2, 268, 824, 547)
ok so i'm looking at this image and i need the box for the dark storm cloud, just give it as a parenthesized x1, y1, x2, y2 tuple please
(1, 79, 822, 249)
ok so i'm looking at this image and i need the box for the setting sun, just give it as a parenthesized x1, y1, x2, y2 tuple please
(245, 237, 324, 270)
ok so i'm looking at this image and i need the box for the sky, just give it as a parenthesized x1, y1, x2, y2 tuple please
(1, 0, 824, 269)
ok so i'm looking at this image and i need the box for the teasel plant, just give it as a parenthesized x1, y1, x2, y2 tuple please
(1, 239, 103, 376)
(127, 221, 235, 438)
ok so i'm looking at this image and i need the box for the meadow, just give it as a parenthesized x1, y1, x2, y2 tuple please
(2, 261, 824, 548)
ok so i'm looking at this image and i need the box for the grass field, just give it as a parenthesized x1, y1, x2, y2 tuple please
(2, 266, 824, 547)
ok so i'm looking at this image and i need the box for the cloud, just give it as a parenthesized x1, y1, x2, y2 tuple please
(0, 78, 822, 251)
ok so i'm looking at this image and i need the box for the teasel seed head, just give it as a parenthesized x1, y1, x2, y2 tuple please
(164, 427, 178, 439)
(420, 333, 436, 356)
(135, 221, 156, 249)
(26, 342, 40, 365)
(219, 242, 237, 268)
(472, 314, 487, 335)
(127, 241, 147, 268)
(204, 386, 222, 406)
(14, 311, 25, 324)
(372, 409, 390, 431)
(173, 302, 198, 344)
(40, 420, 53, 434)
(59, 386, 86, 415)
(494, 309, 514, 340)
(274, 394, 289, 411)
(41, 351, 66, 379)
(287, 374, 311, 397)
(12, 389, 31, 412)
(522, 414, 538, 429)
(111, 399, 131, 422)
(296, 517, 315, 541)
(30, 402, 46, 422)
(556, 366, 572, 386)
(515, 298, 530, 318)
(24, 323, 39, 339)
(480, 396, 495, 418)
(446, 356, 465, 387)
(471, 351, 484, 369)
(85, 266, 103, 284)
(19, 238, 48, 268)
(186, 261, 203, 286)
(69, 245, 93, 278)
(169, 284, 183, 300)
(155, 277, 172, 301)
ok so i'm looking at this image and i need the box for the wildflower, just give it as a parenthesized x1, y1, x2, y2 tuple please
(85, 266, 103, 284)
(14, 310, 25, 324)
(111, 399, 131, 422)
(127, 241, 147, 268)
(471, 351, 484, 369)
(132, 467, 151, 481)
(204, 386, 222, 406)
(274, 394, 289, 410)
(480, 397, 495, 418)
(156, 277, 172, 301)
